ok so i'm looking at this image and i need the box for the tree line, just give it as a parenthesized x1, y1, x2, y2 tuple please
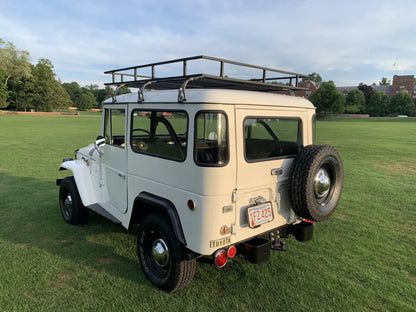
(1, 38, 415, 115)
(303, 74, 415, 116)
(0, 38, 129, 111)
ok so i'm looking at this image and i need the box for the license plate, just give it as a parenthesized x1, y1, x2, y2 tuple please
(247, 202, 273, 228)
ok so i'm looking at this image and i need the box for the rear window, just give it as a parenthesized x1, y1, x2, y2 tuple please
(244, 117, 302, 161)
(194, 111, 229, 166)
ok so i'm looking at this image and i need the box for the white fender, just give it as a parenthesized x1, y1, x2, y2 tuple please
(59, 160, 98, 206)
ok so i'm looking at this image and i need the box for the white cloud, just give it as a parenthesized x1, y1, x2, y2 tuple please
(1, 0, 416, 87)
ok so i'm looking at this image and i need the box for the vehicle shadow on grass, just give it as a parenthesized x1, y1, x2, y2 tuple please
(0, 172, 151, 290)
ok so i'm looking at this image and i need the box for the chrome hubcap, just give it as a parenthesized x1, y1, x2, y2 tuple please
(63, 194, 73, 216)
(65, 194, 73, 206)
(314, 168, 331, 199)
(152, 238, 169, 267)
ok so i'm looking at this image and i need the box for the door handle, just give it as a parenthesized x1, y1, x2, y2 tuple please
(271, 168, 283, 176)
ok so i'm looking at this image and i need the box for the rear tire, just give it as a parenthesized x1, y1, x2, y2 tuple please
(59, 177, 89, 225)
(289, 145, 343, 222)
(137, 214, 196, 293)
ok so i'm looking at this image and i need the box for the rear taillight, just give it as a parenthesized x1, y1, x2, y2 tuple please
(214, 250, 228, 268)
(214, 246, 237, 268)
(227, 246, 237, 258)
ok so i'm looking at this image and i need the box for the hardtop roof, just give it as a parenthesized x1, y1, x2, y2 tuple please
(103, 88, 315, 109)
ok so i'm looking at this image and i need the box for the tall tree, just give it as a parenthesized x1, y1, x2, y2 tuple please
(0, 39, 32, 108)
(94, 86, 113, 106)
(389, 91, 414, 116)
(0, 39, 31, 88)
(308, 81, 345, 114)
(62, 82, 82, 107)
(27, 58, 72, 111)
(345, 89, 365, 113)
(368, 92, 390, 116)
(357, 84, 376, 112)
(0, 66, 7, 107)
(78, 88, 97, 110)
(302, 72, 323, 83)
(379, 77, 391, 85)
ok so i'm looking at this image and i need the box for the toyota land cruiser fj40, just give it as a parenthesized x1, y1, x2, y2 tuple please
(57, 56, 343, 293)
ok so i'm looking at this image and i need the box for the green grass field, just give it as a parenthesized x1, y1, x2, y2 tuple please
(0, 114, 415, 311)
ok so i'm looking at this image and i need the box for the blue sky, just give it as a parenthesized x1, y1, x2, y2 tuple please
(1, 0, 415, 87)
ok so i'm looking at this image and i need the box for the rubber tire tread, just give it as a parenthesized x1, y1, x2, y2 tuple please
(137, 214, 196, 293)
(59, 176, 89, 225)
(289, 145, 343, 222)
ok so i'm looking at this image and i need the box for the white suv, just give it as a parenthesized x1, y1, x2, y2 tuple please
(57, 56, 343, 293)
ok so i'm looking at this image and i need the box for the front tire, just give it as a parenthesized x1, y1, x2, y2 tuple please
(137, 214, 196, 293)
(59, 176, 89, 225)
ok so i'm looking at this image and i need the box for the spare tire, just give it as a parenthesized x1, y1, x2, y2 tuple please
(289, 145, 343, 222)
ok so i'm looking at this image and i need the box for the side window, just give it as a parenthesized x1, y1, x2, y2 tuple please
(104, 108, 126, 147)
(195, 112, 228, 166)
(131, 110, 188, 161)
(244, 117, 302, 161)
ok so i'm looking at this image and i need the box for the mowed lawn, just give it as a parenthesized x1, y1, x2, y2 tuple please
(0, 114, 415, 312)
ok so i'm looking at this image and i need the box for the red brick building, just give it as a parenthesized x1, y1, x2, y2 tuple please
(294, 80, 319, 98)
(391, 75, 414, 97)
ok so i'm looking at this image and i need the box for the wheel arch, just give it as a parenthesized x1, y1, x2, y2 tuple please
(132, 192, 186, 246)
(57, 160, 98, 206)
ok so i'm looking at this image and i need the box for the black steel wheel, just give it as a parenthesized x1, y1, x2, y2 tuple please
(137, 214, 196, 293)
(289, 145, 343, 222)
(59, 177, 89, 225)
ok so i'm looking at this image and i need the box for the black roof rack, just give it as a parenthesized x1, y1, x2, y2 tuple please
(104, 55, 307, 102)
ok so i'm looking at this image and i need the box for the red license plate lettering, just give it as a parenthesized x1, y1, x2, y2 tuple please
(247, 202, 273, 228)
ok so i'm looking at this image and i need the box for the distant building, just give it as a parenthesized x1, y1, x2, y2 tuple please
(293, 80, 319, 98)
(391, 75, 414, 97)
(337, 75, 415, 99)
(336, 74, 415, 116)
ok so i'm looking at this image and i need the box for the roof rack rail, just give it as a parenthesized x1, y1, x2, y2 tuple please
(104, 55, 307, 102)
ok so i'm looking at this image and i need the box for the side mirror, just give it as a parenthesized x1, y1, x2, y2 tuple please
(95, 135, 106, 148)
(94, 135, 106, 154)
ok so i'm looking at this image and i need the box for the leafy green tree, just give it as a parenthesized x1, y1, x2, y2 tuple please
(85, 84, 113, 108)
(0, 66, 7, 107)
(302, 72, 322, 83)
(0, 38, 31, 88)
(357, 84, 376, 112)
(379, 77, 391, 85)
(27, 59, 72, 111)
(78, 89, 97, 110)
(62, 82, 82, 107)
(94, 86, 113, 107)
(85, 84, 99, 92)
(389, 91, 415, 116)
(368, 92, 390, 116)
(308, 81, 345, 114)
(345, 89, 365, 113)
(0, 39, 32, 108)
(118, 86, 132, 95)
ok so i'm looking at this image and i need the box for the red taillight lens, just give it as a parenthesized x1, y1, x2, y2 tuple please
(227, 246, 237, 258)
(214, 250, 228, 268)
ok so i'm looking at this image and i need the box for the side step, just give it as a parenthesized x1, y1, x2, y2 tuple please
(87, 203, 121, 224)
